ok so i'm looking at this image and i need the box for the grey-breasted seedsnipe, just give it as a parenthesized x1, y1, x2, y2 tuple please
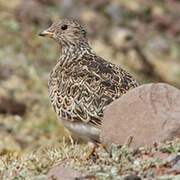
(39, 19, 138, 157)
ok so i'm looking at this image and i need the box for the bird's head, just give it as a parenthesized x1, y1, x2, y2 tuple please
(39, 19, 89, 52)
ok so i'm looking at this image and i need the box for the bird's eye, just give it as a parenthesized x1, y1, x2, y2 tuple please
(61, 24, 68, 30)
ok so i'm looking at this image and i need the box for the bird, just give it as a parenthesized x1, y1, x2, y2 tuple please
(39, 19, 138, 158)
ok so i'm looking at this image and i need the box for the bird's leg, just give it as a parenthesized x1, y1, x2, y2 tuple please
(84, 142, 96, 160)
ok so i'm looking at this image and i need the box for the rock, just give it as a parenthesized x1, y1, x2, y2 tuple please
(124, 174, 141, 180)
(37, 0, 58, 6)
(15, 0, 50, 26)
(100, 83, 180, 150)
(59, 0, 81, 19)
(0, 97, 26, 116)
(147, 37, 170, 54)
(169, 154, 180, 167)
(45, 166, 91, 180)
(171, 158, 180, 172)
(80, 10, 108, 38)
(104, 1, 124, 25)
(78, 0, 108, 9)
(109, 27, 134, 49)
(166, 154, 180, 172)
(153, 151, 169, 161)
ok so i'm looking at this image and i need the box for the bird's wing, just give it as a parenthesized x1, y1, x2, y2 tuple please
(58, 54, 138, 128)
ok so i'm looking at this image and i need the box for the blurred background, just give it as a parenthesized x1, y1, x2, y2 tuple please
(0, 0, 180, 153)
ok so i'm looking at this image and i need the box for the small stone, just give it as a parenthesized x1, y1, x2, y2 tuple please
(104, 1, 124, 25)
(169, 154, 180, 167)
(171, 159, 180, 172)
(15, 0, 50, 26)
(153, 151, 169, 161)
(100, 83, 180, 150)
(109, 27, 134, 49)
(59, 0, 81, 19)
(0, 97, 26, 116)
(147, 37, 170, 54)
(124, 174, 141, 180)
(45, 166, 88, 180)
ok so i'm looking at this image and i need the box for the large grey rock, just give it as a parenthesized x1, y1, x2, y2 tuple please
(100, 83, 180, 150)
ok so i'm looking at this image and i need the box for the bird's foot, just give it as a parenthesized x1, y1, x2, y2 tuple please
(83, 142, 96, 160)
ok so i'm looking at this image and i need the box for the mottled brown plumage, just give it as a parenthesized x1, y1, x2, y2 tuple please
(39, 19, 138, 150)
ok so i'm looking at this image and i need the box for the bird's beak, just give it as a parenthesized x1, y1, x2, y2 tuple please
(38, 30, 54, 38)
